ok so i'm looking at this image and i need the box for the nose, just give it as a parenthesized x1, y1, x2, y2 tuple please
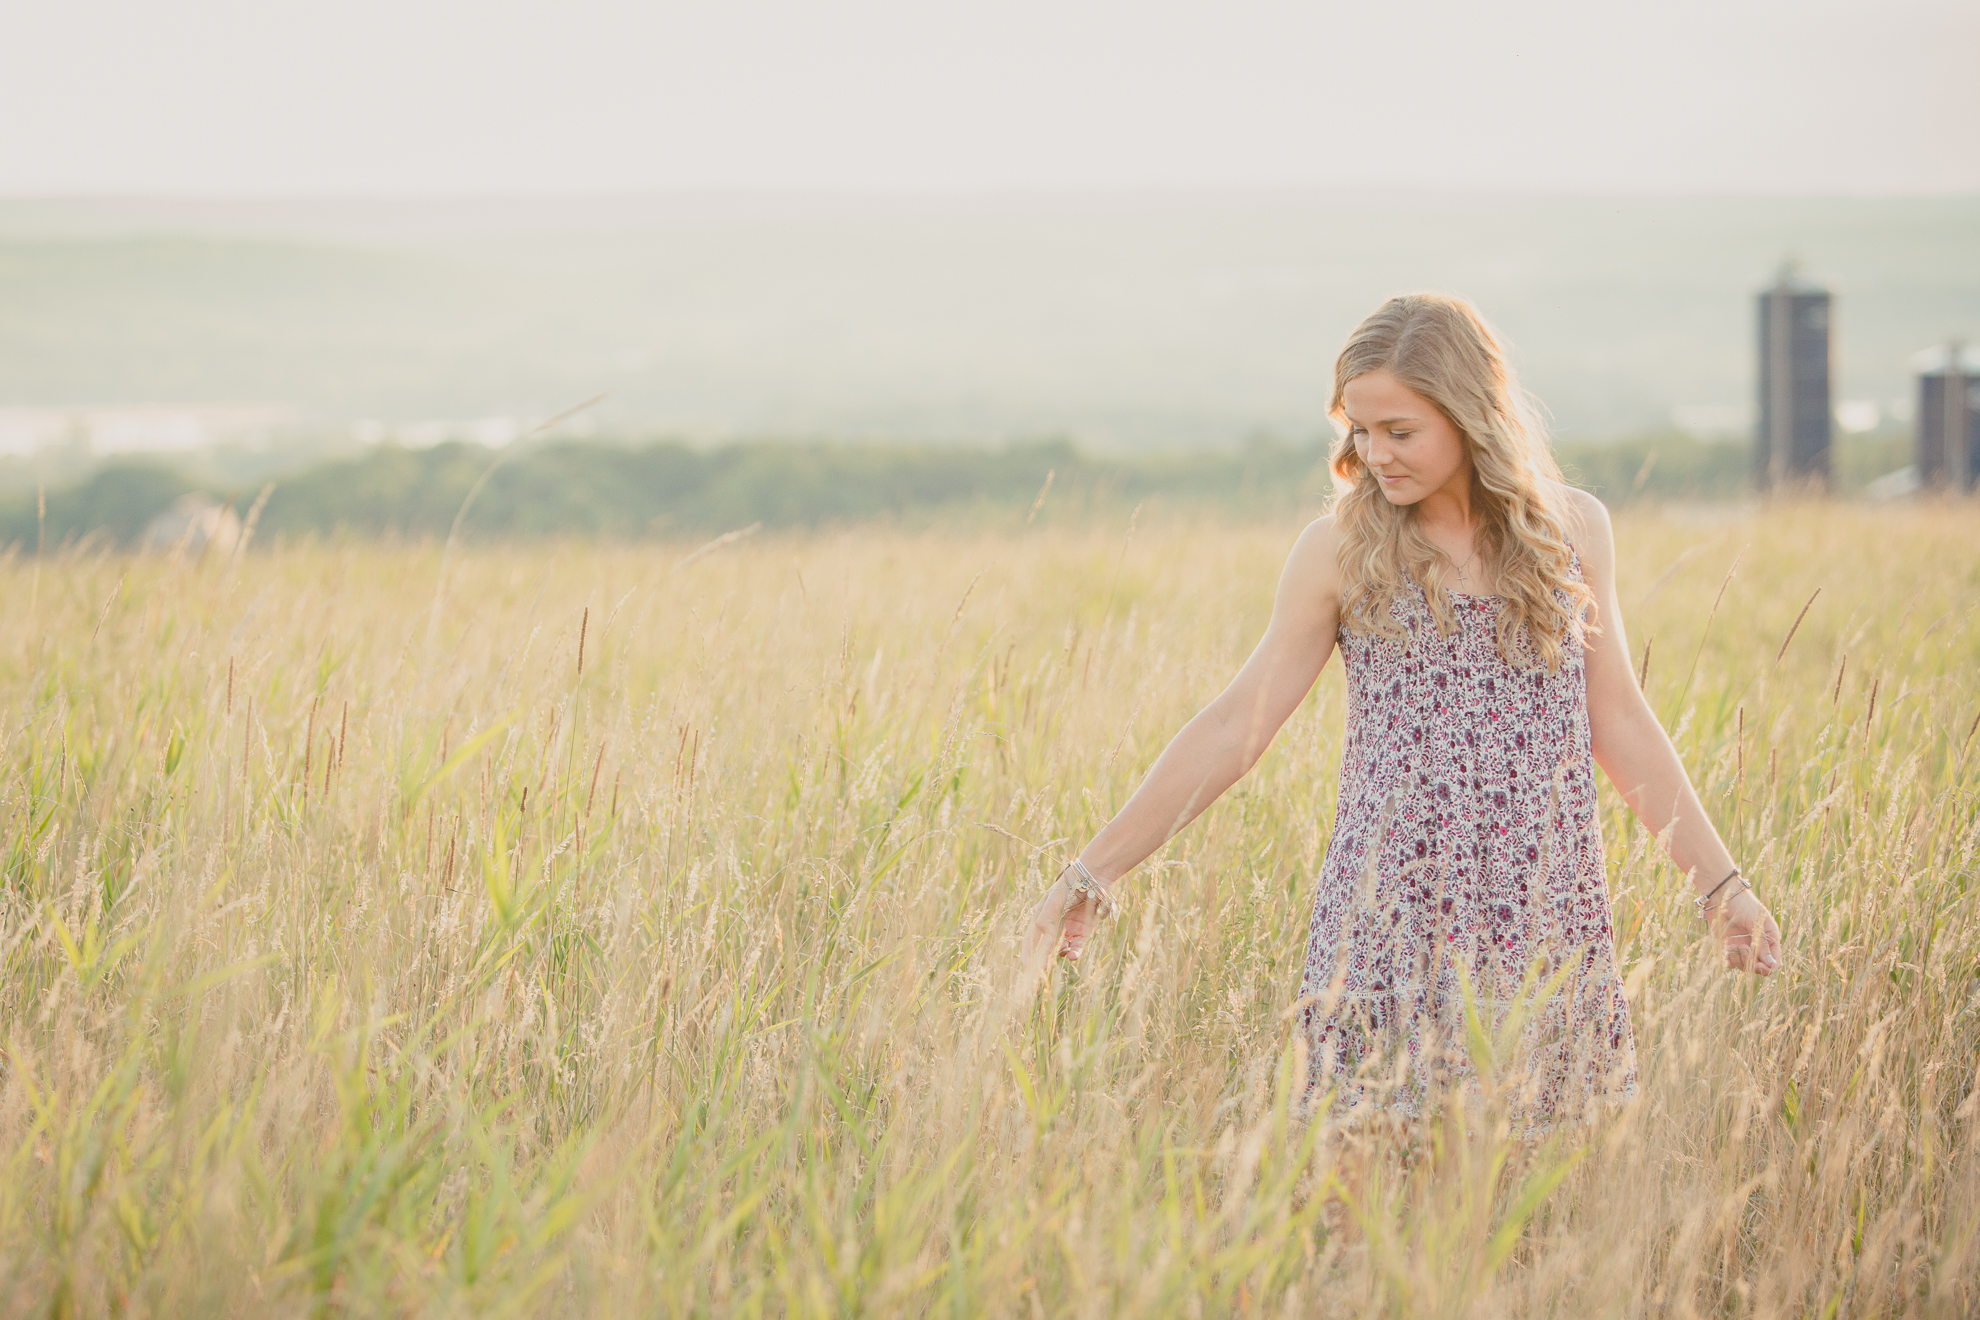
(1364, 435, 1394, 470)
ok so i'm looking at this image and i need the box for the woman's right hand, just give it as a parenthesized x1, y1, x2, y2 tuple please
(1014, 519, 1342, 985)
(1022, 874, 1103, 976)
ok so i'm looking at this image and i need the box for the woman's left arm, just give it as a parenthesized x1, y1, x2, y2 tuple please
(1565, 489, 1782, 976)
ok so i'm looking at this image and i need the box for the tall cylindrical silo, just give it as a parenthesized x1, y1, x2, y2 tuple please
(1756, 263, 1833, 492)
(1915, 341, 1980, 493)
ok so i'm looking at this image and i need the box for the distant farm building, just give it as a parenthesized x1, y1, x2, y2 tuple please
(1756, 265, 1832, 491)
(1914, 342, 1980, 493)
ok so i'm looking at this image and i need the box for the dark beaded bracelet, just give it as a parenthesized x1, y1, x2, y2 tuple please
(1695, 866, 1750, 919)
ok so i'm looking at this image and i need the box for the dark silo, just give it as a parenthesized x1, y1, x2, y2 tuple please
(1916, 341, 1980, 493)
(1756, 263, 1832, 491)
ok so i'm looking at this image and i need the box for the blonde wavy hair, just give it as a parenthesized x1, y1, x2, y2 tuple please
(1328, 294, 1594, 671)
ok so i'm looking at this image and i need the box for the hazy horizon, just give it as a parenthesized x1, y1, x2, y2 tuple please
(3, 192, 1975, 458)
(7, 0, 1976, 461)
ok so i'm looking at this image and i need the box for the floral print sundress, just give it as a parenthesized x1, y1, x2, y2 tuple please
(1298, 556, 1638, 1127)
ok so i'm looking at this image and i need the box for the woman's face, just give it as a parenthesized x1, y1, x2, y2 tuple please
(1341, 369, 1470, 507)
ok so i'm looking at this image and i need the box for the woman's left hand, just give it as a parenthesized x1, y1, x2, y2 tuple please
(1717, 889, 1783, 976)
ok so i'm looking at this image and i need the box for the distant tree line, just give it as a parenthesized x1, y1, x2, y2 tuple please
(0, 430, 1904, 550)
(1, 438, 1329, 548)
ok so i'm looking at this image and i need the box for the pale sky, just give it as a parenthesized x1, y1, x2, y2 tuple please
(3, 0, 1976, 196)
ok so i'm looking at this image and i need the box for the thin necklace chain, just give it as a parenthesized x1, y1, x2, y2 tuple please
(1448, 544, 1481, 585)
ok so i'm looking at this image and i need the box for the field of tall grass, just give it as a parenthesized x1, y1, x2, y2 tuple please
(1, 502, 1976, 1316)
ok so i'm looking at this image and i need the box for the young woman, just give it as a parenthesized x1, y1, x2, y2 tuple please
(1025, 294, 1782, 1125)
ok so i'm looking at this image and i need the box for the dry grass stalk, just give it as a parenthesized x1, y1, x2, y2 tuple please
(0, 504, 1974, 1316)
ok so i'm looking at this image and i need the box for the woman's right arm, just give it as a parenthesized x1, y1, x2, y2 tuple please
(1025, 516, 1344, 967)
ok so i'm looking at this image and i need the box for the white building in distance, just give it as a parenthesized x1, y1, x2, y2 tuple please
(0, 404, 297, 457)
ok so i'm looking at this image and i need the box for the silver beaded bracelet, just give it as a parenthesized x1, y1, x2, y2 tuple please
(1062, 858, 1118, 919)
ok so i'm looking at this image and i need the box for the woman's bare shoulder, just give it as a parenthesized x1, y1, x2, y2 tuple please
(1547, 481, 1607, 532)
(1299, 512, 1346, 549)
(1546, 482, 1616, 577)
(1294, 513, 1346, 568)
(1281, 513, 1346, 605)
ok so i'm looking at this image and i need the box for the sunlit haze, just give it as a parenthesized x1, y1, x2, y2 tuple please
(2, 2, 1975, 454)
(5, 0, 1977, 196)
